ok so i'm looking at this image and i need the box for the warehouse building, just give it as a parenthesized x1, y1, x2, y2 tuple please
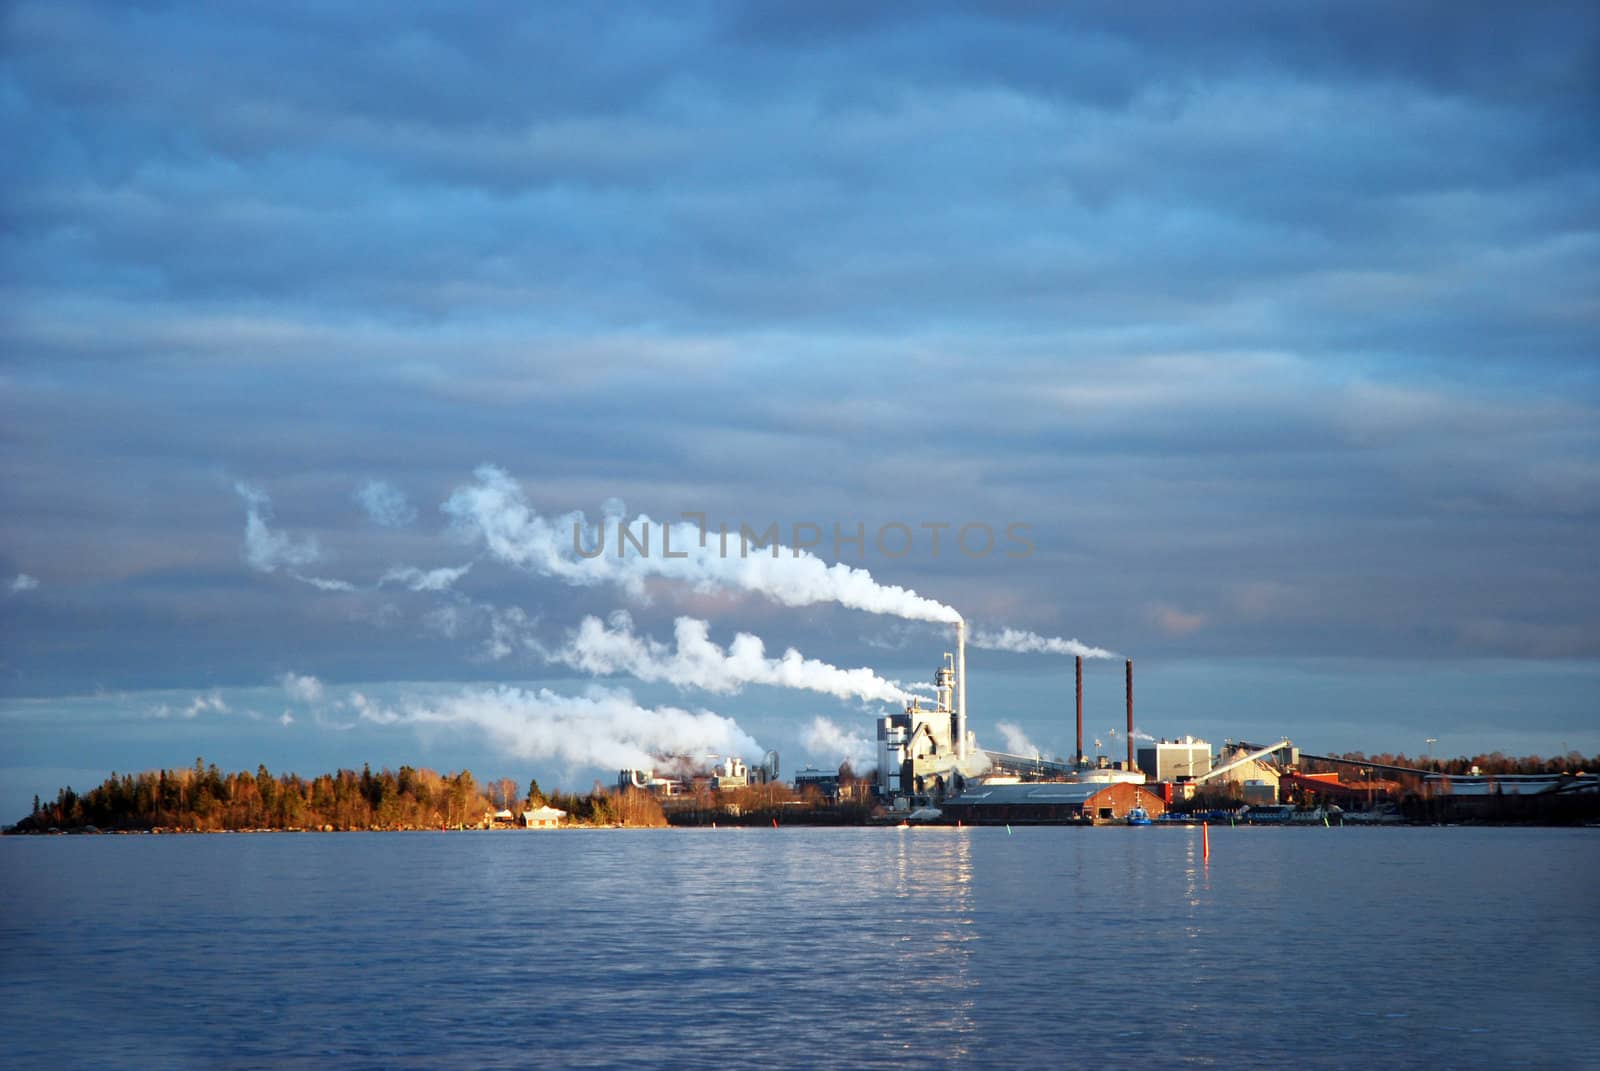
(941, 780, 1167, 824)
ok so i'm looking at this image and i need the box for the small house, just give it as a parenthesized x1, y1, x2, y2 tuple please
(521, 805, 567, 829)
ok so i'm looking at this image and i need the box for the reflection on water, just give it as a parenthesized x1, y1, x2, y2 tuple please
(1, 827, 1595, 1069)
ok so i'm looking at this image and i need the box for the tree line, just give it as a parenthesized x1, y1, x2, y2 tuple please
(11, 758, 666, 832)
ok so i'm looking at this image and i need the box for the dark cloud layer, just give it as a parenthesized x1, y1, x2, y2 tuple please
(1, 3, 1597, 811)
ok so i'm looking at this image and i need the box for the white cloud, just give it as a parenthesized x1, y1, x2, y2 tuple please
(969, 626, 1115, 659)
(351, 684, 762, 771)
(235, 482, 320, 573)
(994, 720, 1041, 758)
(150, 691, 230, 720)
(8, 573, 39, 593)
(379, 563, 472, 592)
(443, 465, 962, 623)
(552, 611, 913, 703)
(801, 715, 876, 772)
(355, 480, 418, 528)
(292, 574, 358, 592)
(279, 671, 324, 704)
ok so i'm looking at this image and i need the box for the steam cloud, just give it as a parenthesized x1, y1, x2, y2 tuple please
(236, 483, 320, 573)
(969, 626, 1115, 659)
(380, 564, 473, 592)
(235, 483, 358, 592)
(351, 685, 762, 771)
(443, 466, 961, 623)
(355, 480, 418, 528)
(551, 611, 914, 704)
(801, 715, 876, 772)
(9, 573, 39, 593)
(994, 720, 1042, 759)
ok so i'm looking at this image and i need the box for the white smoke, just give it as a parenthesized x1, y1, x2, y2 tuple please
(236, 483, 320, 573)
(233, 482, 363, 592)
(9, 573, 39, 593)
(891, 678, 938, 696)
(442, 466, 962, 623)
(802, 715, 876, 772)
(352, 684, 762, 771)
(294, 574, 358, 592)
(280, 671, 324, 704)
(969, 626, 1115, 659)
(355, 479, 417, 528)
(994, 720, 1042, 758)
(1131, 728, 1156, 743)
(380, 564, 473, 592)
(552, 611, 914, 704)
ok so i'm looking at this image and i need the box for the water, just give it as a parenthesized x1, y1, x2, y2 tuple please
(2, 826, 1595, 1069)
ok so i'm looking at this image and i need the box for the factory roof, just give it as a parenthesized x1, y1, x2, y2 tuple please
(944, 781, 1139, 807)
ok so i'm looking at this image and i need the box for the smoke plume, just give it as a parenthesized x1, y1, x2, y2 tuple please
(380, 564, 473, 592)
(802, 715, 876, 772)
(994, 720, 1042, 758)
(551, 611, 913, 704)
(235, 483, 360, 592)
(236, 483, 319, 573)
(442, 466, 961, 623)
(355, 480, 417, 528)
(351, 684, 762, 771)
(969, 626, 1115, 659)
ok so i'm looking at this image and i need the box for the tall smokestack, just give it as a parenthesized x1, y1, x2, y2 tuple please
(1075, 655, 1083, 766)
(1125, 658, 1134, 772)
(956, 619, 967, 760)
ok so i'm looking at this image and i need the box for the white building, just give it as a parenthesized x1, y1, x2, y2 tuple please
(1136, 737, 1213, 782)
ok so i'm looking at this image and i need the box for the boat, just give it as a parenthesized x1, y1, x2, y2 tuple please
(1126, 806, 1152, 826)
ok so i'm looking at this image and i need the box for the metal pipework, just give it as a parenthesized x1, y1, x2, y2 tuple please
(1125, 658, 1134, 772)
(956, 619, 967, 760)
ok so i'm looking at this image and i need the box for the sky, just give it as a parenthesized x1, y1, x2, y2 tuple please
(2, 2, 1597, 819)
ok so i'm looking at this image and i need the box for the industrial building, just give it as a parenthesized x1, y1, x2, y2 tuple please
(941, 781, 1167, 824)
(1137, 737, 1212, 783)
(876, 621, 979, 800)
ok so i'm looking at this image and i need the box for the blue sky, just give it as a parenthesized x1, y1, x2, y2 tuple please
(2, 2, 1597, 818)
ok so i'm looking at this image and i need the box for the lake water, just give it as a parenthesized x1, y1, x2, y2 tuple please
(2, 826, 1595, 1069)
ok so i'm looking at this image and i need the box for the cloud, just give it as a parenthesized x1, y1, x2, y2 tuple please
(550, 611, 913, 703)
(1151, 604, 1208, 637)
(355, 480, 418, 528)
(279, 671, 324, 704)
(801, 715, 876, 772)
(994, 720, 1041, 759)
(9, 573, 40, 593)
(379, 563, 473, 592)
(351, 684, 763, 771)
(150, 691, 230, 720)
(443, 466, 962, 623)
(291, 574, 358, 592)
(969, 626, 1115, 659)
(235, 483, 320, 573)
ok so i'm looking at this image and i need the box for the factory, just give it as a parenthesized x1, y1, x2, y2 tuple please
(619, 752, 780, 797)
(1137, 737, 1212, 783)
(875, 621, 980, 800)
(884, 633, 1327, 822)
(614, 619, 1506, 824)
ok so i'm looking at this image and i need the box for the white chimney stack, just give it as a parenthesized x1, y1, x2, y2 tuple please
(956, 618, 967, 760)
